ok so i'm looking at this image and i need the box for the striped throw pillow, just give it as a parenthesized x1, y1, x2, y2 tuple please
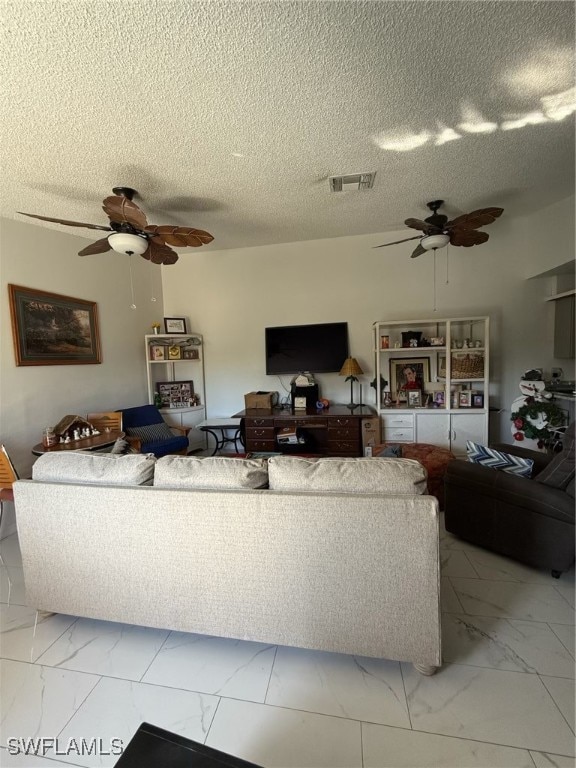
(126, 422, 174, 444)
(466, 441, 534, 478)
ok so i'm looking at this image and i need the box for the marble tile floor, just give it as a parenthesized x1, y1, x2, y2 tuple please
(0, 517, 574, 768)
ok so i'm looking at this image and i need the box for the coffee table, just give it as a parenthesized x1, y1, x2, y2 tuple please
(114, 722, 261, 767)
(31, 430, 125, 456)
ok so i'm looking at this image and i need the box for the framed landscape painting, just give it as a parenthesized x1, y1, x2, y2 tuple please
(8, 284, 102, 366)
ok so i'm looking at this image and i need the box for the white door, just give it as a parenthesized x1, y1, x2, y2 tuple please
(450, 413, 486, 457)
(415, 413, 450, 448)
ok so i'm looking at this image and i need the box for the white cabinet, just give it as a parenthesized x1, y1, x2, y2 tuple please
(381, 413, 414, 442)
(145, 334, 207, 451)
(373, 317, 489, 455)
(415, 412, 487, 456)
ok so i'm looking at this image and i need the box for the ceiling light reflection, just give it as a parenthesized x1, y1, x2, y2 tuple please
(372, 88, 574, 153)
(373, 130, 431, 152)
(457, 103, 498, 134)
(501, 110, 548, 131)
(542, 87, 576, 121)
(434, 124, 461, 145)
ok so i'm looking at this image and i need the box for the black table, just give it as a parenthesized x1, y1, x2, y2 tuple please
(197, 419, 243, 455)
(114, 722, 261, 767)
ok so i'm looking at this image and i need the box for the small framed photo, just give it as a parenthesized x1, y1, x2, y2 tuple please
(168, 345, 181, 360)
(164, 317, 187, 334)
(459, 391, 472, 408)
(182, 348, 200, 360)
(407, 389, 422, 407)
(472, 393, 484, 408)
(150, 344, 165, 361)
(434, 391, 445, 406)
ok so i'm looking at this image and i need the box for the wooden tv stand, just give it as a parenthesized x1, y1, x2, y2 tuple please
(233, 405, 375, 457)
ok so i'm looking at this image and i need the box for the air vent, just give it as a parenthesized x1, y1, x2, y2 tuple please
(329, 172, 376, 192)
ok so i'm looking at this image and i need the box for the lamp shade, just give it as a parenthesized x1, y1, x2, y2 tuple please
(108, 232, 149, 256)
(421, 233, 450, 251)
(339, 357, 364, 377)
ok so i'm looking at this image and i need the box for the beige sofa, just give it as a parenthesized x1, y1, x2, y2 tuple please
(13, 453, 442, 675)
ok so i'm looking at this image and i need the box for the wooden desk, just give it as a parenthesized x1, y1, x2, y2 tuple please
(32, 430, 125, 456)
(233, 405, 375, 457)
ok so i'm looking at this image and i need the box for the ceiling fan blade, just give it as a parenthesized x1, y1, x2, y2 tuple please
(450, 229, 489, 247)
(410, 242, 427, 258)
(78, 237, 112, 256)
(102, 195, 148, 229)
(404, 219, 437, 234)
(373, 235, 422, 249)
(145, 224, 214, 247)
(142, 237, 179, 265)
(446, 207, 503, 232)
(18, 212, 112, 231)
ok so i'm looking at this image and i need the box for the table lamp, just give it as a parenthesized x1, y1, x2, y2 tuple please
(339, 357, 364, 409)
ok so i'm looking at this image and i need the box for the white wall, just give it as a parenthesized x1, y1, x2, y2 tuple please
(162, 194, 575, 438)
(0, 218, 164, 533)
(1, 195, 573, 534)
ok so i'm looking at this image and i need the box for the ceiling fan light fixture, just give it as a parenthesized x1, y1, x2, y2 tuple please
(421, 233, 450, 251)
(108, 232, 149, 256)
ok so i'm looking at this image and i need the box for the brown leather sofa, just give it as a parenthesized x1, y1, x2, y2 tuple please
(444, 429, 575, 578)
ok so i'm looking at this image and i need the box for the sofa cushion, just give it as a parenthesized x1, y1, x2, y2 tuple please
(268, 456, 427, 494)
(466, 441, 534, 478)
(32, 452, 156, 486)
(535, 421, 575, 490)
(154, 455, 268, 489)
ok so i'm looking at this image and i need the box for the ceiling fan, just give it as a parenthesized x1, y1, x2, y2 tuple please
(374, 200, 503, 258)
(18, 187, 214, 265)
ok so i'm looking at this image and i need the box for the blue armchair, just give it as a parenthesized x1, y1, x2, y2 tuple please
(120, 405, 190, 458)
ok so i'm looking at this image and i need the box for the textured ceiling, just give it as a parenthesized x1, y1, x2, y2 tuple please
(1, 0, 574, 252)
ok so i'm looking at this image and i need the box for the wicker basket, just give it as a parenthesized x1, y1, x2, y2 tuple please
(450, 353, 484, 379)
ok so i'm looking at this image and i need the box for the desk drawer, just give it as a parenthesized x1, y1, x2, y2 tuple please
(274, 419, 327, 429)
(246, 439, 276, 452)
(327, 440, 358, 455)
(330, 417, 355, 427)
(245, 417, 272, 428)
(246, 427, 275, 440)
(383, 427, 414, 442)
(327, 426, 358, 440)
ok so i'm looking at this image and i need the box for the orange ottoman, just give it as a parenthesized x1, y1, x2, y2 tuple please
(373, 442, 455, 507)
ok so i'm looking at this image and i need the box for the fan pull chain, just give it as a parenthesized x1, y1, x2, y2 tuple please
(446, 244, 450, 284)
(128, 253, 137, 310)
(150, 258, 157, 303)
(433, 249, 437, 312)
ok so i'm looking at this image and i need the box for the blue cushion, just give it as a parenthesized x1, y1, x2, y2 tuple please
(140, 435, 189, 458)
(121, 405, 165, 429)
(466, 441, 534, 478)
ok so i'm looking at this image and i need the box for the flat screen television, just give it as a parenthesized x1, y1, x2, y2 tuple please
(265, 322, 349, 375)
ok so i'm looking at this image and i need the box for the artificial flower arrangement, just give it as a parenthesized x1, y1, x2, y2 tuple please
(510, 397, 564, 446)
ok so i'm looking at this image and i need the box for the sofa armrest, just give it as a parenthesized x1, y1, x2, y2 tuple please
(170, 426, 191, 437)
(445, 458, 574, 523)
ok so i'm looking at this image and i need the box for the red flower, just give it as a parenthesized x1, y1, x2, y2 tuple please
(514, 418, 524, 429)
(513, 431, 524, 441)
